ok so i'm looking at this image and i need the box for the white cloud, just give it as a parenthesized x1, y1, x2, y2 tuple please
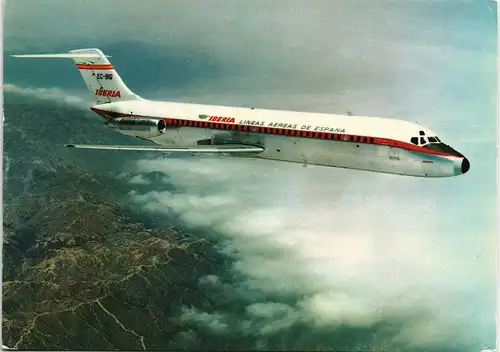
(125, 156, 494, 349)
(128, 175, 150, 185)
(179, 307, 229, 334)
(3, 83, 89, 108)
(246, 302, 299, 335)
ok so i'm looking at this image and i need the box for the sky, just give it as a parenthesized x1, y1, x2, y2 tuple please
(3, 0, 498, 350)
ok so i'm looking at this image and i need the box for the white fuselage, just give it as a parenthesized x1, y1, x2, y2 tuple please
(91, 99, 469, 178)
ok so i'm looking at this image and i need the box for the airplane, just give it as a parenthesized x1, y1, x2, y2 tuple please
(12, 48, 470, 178)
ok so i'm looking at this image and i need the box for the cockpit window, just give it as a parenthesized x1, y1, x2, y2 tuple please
(425, 142, 464, 157)
(410, 134, 441, 146)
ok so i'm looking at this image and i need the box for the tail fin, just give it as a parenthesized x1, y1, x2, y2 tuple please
(12, 48, 143, 104)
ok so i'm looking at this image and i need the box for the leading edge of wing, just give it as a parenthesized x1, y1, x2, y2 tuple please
(65, 144, 265, 153)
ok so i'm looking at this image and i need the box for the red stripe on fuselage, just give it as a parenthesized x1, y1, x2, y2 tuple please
(77, 64, 114, 70)
(90, 107, 459, 158)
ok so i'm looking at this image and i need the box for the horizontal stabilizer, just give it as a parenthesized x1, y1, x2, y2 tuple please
(65, 144, 265, 153)
(12, 53, 111, 59)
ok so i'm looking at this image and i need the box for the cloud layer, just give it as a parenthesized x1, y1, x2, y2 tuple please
(3, 83, 89, 108)
(124, 156, 495, 350)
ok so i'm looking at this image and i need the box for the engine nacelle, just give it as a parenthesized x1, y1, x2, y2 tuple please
(107, 117, 166, 138)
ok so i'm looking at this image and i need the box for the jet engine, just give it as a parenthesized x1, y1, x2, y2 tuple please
(107, 117, 166, 138)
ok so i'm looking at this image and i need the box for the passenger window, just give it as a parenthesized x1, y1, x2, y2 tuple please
(411, 137, 418, 145)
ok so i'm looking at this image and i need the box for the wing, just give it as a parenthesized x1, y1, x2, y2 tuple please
(65, 144, 265, 153)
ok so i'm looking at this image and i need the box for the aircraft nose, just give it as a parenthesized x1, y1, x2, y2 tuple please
(461, 157, 470, 174)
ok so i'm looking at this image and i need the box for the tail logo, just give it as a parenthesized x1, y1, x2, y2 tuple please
(95, 88, 121, 98)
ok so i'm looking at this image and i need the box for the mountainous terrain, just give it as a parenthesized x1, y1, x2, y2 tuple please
(2, 95, 227, 350)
